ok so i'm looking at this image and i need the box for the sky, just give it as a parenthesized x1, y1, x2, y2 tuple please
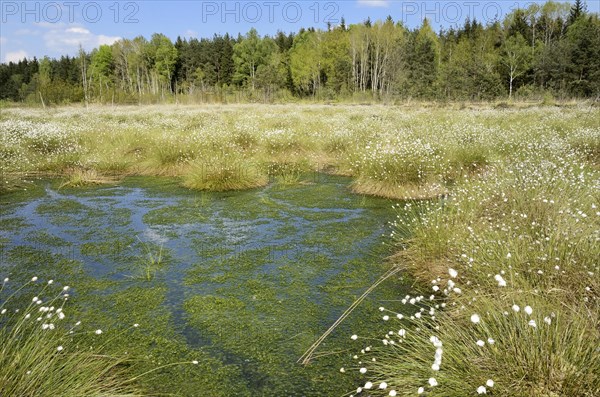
(1, 0, 598, 63)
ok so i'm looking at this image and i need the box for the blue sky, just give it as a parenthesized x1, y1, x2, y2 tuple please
(1, 1, 597, 63)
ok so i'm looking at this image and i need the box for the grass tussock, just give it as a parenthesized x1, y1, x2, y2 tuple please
(0, 278, 140, 397)
(183, 156, 268, 191)
(59, 169, 120, 188)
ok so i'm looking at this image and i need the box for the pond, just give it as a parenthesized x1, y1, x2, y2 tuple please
(0, 174, 409, 396)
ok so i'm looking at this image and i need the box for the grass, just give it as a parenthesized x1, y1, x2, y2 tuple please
(1, 104, 595, 197)
(0, 277, 140, 397)
(59, 169, 119, 188)
(136, 240, 166, 281)
(182, 156, 268, 191)
(338, 136, 600, 395)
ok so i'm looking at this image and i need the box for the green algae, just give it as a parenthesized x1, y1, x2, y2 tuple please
(0, 175, 408, 396)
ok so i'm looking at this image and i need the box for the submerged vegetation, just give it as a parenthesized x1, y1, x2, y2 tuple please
(0, 102, 599, 395)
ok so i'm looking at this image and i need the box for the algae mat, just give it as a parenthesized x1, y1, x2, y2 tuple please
(0, 175, 407, 396)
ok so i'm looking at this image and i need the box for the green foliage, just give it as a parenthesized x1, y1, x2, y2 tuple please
(2, 1, 599, 103)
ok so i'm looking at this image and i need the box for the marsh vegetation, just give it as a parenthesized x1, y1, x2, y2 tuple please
(1, 103, 599, 395)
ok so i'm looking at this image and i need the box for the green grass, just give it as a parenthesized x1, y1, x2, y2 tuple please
(0, 278, 140, 397)
(342, 144, 600, 395)
(183, 156, 268, 191)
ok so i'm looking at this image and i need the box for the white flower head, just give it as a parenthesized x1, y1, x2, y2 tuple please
(524, 306, 533, 315)
(494, 274, 507, 287)
(512, 304, 520, 312)
(57, 346, 63, 351)
(418, 387, 425, 394)
(379, 382, 388, 390)
(428, 378, 438, 387)
(359, 367, 367, 374)
(351, 334, 358, 340)
(95, 329, 102, 335)
(31, 277, 38, 282)
(364, 381, 373, 389)
(389, 390, 397, 397)
(477, 386, 487, 394)
(471, 314, 481, 324)
(449, 268, 458, 278)
(486, 379, 494, 387)
(192, 360, 199, 364)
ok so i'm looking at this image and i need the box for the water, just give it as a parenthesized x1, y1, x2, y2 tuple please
(0, 175, 408, 396)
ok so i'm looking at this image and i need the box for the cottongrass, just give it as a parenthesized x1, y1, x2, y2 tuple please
(3, 104, 597, 198)
(0, 277, 140, 397)
(340, 134, 599, 395)
(0, 276, 202, 396)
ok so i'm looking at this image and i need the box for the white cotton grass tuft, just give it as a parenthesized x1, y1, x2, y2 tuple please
(494, 274, 507, 287)
(448, 268, 458, 278)
(477, 385, 487, 394)
(470, 314, 480, 324)
(524, 306, 533, 315)
(528, 320, 537, 328)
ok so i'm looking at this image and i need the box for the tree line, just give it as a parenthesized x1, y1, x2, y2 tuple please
(1, 0, 598, 104)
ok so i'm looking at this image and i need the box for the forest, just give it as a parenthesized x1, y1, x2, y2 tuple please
(0, 0, 599, 104)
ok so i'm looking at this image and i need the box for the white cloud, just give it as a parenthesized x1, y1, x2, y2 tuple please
(43, 25, 120, 54)
(184, 29, 198, 38)
(357, 0, 390, 7)
(5, 50, 28, 63)
(65, 27, 91, 35)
